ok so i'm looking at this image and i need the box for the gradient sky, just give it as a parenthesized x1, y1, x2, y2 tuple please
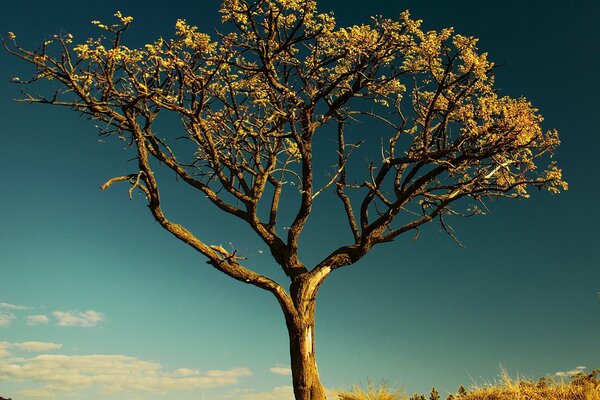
(1, 1, 599, 399)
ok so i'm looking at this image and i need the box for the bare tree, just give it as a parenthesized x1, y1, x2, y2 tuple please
(4, 1, 566, 399)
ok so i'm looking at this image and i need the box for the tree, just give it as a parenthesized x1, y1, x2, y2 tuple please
(430, 387, 440, 400)
(4, 1, 566, 399)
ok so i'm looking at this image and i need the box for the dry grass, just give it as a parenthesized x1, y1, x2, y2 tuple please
(335, 382, 405, 400)
(459, 369, 600, 400)
(334, 369, 600, 400)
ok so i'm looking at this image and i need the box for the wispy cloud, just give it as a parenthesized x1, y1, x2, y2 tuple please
(0, 341, 62, 354)
(555, 366, 587, 377)
(0, 302, 32, 310)
(17, 388, 54, 398)
(226, 386, 295, 400)
(0, 312, 16, 327)
(0, 341, 62, 357)
(1, 303, 33, 327)
(52, 310, 104, 327)
(13, 341, 63, 352)
(175, 368, 202, 376)
(0, 342, 10, 356)
(270, 365, 292, 376)
(0, 304, 107, 328)
(0, 342, 252, 398)
(27, 314, 50, 325)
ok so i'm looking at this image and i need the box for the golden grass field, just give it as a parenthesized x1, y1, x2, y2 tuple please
(335, 368, 600, 400)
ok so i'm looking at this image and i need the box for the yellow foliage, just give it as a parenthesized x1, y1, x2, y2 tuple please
(8, 0, 567, 205)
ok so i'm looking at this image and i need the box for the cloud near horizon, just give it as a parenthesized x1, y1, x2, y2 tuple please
(0, 302, 32, 310)
(0, 341, 252, 398)
(270, 365, 292, 376)
(226, 386, 295, 400)
(555, 366, 587, 377)
(0, 341, 62, 357)
(52, 310, 104, 327)
(0, 303, 105, 328)
(26, 315, 49, 326)
(12, 341, 63, 352)
(0, 312, 16, 327)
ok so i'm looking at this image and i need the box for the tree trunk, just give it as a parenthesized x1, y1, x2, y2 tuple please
(286, 306, 328, 400)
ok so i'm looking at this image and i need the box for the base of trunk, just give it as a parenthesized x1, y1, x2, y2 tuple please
(289, 322, 327, 400)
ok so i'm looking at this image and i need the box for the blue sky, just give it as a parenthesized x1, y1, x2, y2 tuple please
(1, 1, 599, 399)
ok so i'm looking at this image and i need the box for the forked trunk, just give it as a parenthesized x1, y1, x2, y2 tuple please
(287, 308, 327, 400)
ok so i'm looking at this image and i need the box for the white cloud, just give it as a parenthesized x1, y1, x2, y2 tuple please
(0, 344, 252, 398)
(27, 315, 50, 326)
(52, 310, 104, 327)
(206, 368, 252, 378)
(0, 341, 62, 357)
(0, 342, 11, 357)
(175, 368, 202, 376)
(0, 312, 16, 327)
(555, 366, 587, 377)
(226, 386, 295, 400)
(18, 388, 54, 398)
(270, 365, 292, 376)
(0, 302, 32, 310)
(13, 341, 63, 352)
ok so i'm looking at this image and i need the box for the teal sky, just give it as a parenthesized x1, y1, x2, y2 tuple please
(1, 1, 599, 399)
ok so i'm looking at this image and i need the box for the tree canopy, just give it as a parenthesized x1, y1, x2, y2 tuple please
(5, 1, 566, 280)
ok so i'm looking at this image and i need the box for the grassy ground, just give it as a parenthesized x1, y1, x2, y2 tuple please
(335, 369, 600, 400)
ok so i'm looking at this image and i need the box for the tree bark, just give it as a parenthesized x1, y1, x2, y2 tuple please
(286, 305, 327, 400)
(282, 270, 330, 400)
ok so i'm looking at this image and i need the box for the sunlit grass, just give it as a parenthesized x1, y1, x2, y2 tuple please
(335, 381, 405, 400)
(334, 368, 600, 400)
(458, 368, 600, 400)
